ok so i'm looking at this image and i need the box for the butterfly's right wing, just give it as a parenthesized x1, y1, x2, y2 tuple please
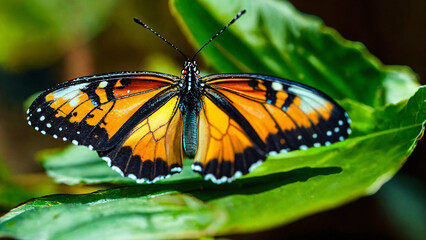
(192, 74, 351, 184)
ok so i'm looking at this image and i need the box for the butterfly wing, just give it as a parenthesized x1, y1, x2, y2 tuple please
(98, 94, 183, 183)
(193, 74, 351, 183)
(28, 72, 184, 182)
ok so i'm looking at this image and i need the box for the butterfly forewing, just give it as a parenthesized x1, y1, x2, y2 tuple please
(28, 72, 178, 151)
(193, 74, 351, 183)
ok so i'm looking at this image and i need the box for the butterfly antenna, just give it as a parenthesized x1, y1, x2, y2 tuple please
(192, 9, 246, 61)
(133, 17, 189, 60)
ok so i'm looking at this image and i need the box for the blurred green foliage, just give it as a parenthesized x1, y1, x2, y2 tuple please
(0, 0, 117, 70)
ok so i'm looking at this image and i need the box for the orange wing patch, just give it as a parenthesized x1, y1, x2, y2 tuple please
(99, 96, 183, 183)
(192, 96, 265, 184)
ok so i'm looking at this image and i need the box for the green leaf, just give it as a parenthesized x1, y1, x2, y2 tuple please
(38, 146, 202, 185)
(1, 86, 424, 239)
(0, 0, 117, 70)
(170, 0, 419, 106)
(3, 0, 424, 238)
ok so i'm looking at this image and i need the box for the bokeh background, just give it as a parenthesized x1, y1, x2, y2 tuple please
(0, 0, 424, 239)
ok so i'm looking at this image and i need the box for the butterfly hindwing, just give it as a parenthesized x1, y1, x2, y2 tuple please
(27, 72, 179, 151)
(193, 74, 351, 183)
(98, 94, 183, 183)
(192, 93, 266, 184)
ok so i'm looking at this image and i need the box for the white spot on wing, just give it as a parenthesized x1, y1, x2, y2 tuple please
(204, 173, 216, 183)
(299, 145, 308, 150)
(249, 160, 263, 172)
(205, 174, 228, 185)
(40, 116, 45, 121)
(69, 98, 80, 107)
(268, 151, 278, 156)
(280, 148, 289, 154)
(271, 82, 283, 91)
(101, 156, 111, 166)
(191, 164, 202, 172)
(136, 178, 146, 184)
(171, 167, 182, 173)
(153, 176, 165, 183)
(99, 81, 108, 88)
(111, 165, 124, 176)
(230, 171, 243, 182)
(128, 174, 137, 180)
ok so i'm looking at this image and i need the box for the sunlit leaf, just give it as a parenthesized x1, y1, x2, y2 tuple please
(1, 86, 424, 239)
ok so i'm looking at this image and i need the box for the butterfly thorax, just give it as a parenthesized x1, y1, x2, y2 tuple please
(178, 60, 202, 158)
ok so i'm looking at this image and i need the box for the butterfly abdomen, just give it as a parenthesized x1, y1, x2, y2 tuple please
(182, 107, 198, 158)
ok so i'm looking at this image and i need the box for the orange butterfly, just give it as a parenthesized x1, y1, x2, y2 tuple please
(27, 10, 351, 184)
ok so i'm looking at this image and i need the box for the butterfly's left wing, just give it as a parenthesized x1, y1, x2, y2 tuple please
(193, 74, 351, 184)
(27, 72, 184, 182)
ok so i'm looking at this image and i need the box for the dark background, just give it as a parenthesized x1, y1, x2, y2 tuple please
(0, 1, 424, 239)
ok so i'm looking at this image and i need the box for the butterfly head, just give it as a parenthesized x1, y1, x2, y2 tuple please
(181, 60, 200, 78)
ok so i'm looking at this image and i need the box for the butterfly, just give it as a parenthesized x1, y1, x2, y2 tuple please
(27, 10, 351, 184)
